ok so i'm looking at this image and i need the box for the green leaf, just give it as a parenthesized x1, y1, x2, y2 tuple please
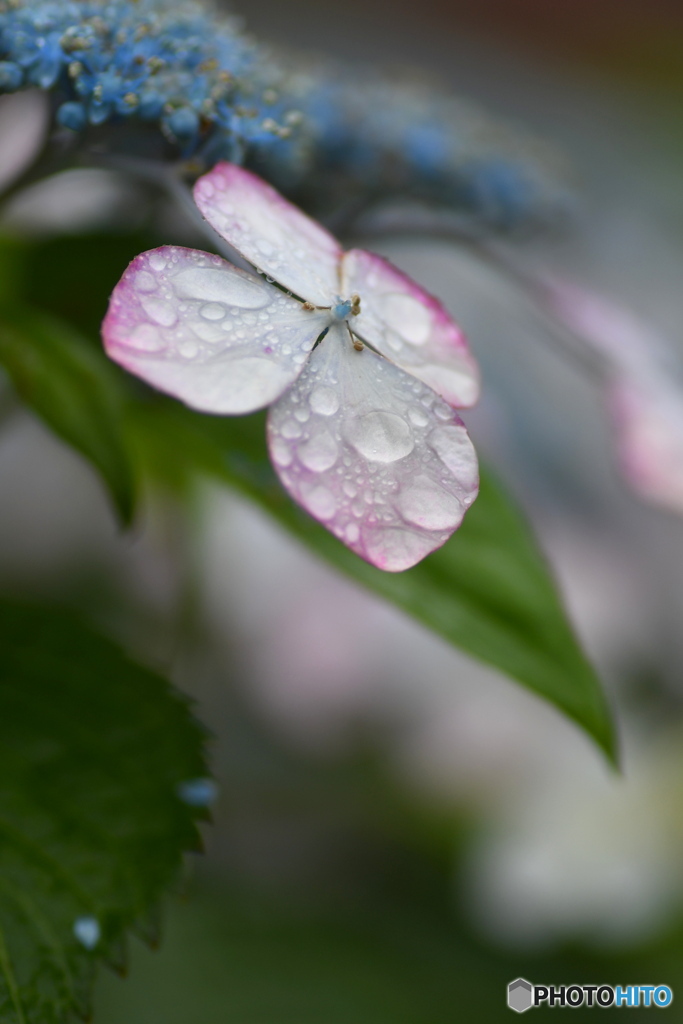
(128, 401, 616, 762)
(0, 601, 210, 1024)
(0, 306, 136, 524)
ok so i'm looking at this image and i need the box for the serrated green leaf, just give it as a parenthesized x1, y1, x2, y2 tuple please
(0, 307, 136, 524)
(0, 601, 210, 1024)
(128, 400, 616, 762)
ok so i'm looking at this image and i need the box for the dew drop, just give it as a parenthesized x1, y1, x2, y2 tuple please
(294, 406, 310, 423)
(179, 339, 199, 359)
(200, 302, 226, 321)
(298, 431, 338, 471)
(271, 437, 293, 467)
(140, 295, 177, 327)
(408, 406, 429, 428)
(309, 385, 339, 416)
(345, 523, 360, 543)
(174, 267, 269, 307)
(148, 251, 167, 272)
(398, 476, 463, 530)
(193, 320, 225, 343)
(434, 402, 453, 421)
(281, 420, 302, 439)
(305, 485, 337, 520)
(135, 270, 157, 293)
(345, 411, 414, 463)
(428, 426, 478, 488)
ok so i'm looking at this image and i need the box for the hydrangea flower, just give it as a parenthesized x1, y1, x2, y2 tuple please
(544, 278, 683, 517)
(103, 163, 480, 570)
(0, 1, 568, 233)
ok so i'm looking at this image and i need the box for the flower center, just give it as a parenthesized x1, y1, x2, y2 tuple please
(302, 294, 361, 321)
(301, 294, 364, 350)
(332, 294, 361, 320)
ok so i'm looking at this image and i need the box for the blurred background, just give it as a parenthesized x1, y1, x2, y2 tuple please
(4, 0, 683, 1019)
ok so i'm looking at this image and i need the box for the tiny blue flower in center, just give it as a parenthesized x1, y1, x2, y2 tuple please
(331, 294, 361, 321)
(332, 299, 354, 320)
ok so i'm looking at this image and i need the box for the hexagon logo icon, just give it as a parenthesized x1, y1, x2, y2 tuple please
(508, 978, 533, 1013)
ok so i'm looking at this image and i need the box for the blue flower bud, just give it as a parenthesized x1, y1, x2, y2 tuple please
(0, 61, 22, 91)
(56, 100, 86, 131)
(164, 105, 199, 141)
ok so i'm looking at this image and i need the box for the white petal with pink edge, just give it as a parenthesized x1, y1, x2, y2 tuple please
(193, 163, 342, 307)
(341, 248, 480, 409)
(610, 375, 683, 516)
(267, 323, 479, 571)
(102, 246, 329, 414)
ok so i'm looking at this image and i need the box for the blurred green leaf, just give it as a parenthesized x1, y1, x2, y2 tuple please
(129, 401, 616, 762)
(0, 306, 136, 523)
(0, 601, 210, 1024)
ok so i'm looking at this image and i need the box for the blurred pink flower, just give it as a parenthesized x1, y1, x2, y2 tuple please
(103, 163, 480, 570)
(544, 279, 683, 517)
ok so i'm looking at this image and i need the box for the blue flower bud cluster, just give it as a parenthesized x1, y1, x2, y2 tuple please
(262, 68, 569, 234)
(0, 0, 296, 159)
(0, 0, 569, 233)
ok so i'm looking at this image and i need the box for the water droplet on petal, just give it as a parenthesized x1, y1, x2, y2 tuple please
(193, 320, 225, 343)
(428, 425, 478, 489)
(364, 526, 436, 571)
(174, 267, 269, 308)
(200, 302, 226, 321)
(305, 484, 337, 520)
(135, 270, 157, 293)
(398, 476, 464, 530)
(271, 437, 293, 467)
(140, 295, 177, 327)
(179, 339, 198, 359)
(298, 431, 338, 471)
(408, 406, 429, 428)
(434, 402, 453, 421)
(345, 411, 414, 463)
(149, 252, 167, 272)
(345, 523, 360, 543)
(309, 386, 339, 416)
(281, 420, 302, 439)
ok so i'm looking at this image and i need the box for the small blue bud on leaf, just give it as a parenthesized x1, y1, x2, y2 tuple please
(73, 916, 100, 950)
